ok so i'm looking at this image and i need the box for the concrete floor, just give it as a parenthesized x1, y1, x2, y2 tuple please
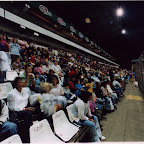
(101, 82, 144, 142)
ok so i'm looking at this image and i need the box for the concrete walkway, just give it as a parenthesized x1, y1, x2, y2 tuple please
(101, 82, 144, 142)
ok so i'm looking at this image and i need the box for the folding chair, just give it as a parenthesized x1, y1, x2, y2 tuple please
(30, 119, 63, 143)
(6, 70, 18, 81)
(1, 134, 22, 144)
(0, 82, 13, 99)
(52, 110, 79, 142)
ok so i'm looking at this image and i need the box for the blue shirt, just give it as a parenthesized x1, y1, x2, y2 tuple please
(9, 43, 21, 56)
(35, 78, 41, 85)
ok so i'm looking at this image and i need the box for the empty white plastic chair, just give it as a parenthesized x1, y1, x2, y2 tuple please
(6, 70, 18, 81)
(52, 110, 79, 142)
(0, 82, 13, 99)
(1, 134, 22, 144)
(30, 119, 63, 143)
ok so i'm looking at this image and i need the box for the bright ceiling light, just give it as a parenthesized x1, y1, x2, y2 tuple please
(85, 18, 91, 23)
(116, 8, 124, 17)
(122, 29, 126, 34)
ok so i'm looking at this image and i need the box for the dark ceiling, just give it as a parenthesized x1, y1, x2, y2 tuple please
(41, 1, 144, 69)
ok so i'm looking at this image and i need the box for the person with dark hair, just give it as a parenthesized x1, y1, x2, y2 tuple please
(0, 34, 9, 52)
(34, 63, 44, 75)
(9, 38, 22, 63)
(63, 83, 76, 102)
(68, 67, 79, 78)
(34, 72, 40, 85)
(68, 75, 80, 96)
(51, 60, 62, 77)
(0, 100, 18, 142)
(101, 81, 115, 112)
(19, 63, 36, 90)
(86, 78, 94, 94)
(71, 91, 106, 142)
(47, 69, 54, 83)
(7, 77, 41, 143)
(49, 75, 67, 108)
(12, 57, 22, 74)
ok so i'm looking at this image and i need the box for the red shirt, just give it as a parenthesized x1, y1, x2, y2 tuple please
(68, 81, 77, 92)
(31, 56, 35, 63)
(68, 70, 77, 77)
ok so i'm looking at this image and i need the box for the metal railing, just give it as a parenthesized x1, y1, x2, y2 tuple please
(134, 51, 144, 97)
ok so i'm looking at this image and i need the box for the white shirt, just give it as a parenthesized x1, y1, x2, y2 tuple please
(91, 76, 100, 83)
(49, 84, 64, 96)
(48, 61, 54, 67)
(0, 51, 11, 71)
(7, 87, 31, 111)
(0, 100, 9, 123)
(71, 99, 92, 123)
(112, 80, 121, 88)
(51, 64, 61, 74)
(42, 65, 50, 73)
(106, 84, 113, 93)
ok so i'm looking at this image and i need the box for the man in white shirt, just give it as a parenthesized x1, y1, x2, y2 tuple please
(7, 77, 41, 143)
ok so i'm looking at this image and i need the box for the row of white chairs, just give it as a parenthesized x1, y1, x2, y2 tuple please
(1, 105, 80, 143)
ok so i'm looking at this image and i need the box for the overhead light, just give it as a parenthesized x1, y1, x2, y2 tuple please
(34, 32, 39, 36)
(116, 7, 124, 17)
(20, 25, 26, 29)
(85, 18, 91, 23)
(122, 29, 126, 34)
(71, 32, 73, 35)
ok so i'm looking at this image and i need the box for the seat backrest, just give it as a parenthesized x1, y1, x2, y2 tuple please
(0, 82, 13, 99)
(52, 110, 70, 131)
(30, 119, 60, 143)
(1, 134, 22, 144)
(6, 70, 18, 81)
(66, 104, 73, 122)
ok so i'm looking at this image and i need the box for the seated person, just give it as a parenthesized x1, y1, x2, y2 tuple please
(47, 69, 54, 83)
(51, 60, 62, 77)
(89, 93, 102, 123)
(40, 82, 63, 117)
(12, 57, 22, 74)
(49, 75, 67, 108)
(0, 100, 18, 142)
(42, 60, 50, 75)
(68, 75, 78, 96)
(34, 63, 44, 75)
(63, 83, 76, 101)
(101, 81, 115, 112)
(86, 78, 94, 94)
(19, 63, 40, 93)
(75, 79, 86, 96)
(34, 72, 40, 85)
(7, 77, 42, 143)
(71, 91, 106, 142)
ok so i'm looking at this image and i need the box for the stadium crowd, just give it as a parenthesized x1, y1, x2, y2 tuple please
(0, 33, 131, 143)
